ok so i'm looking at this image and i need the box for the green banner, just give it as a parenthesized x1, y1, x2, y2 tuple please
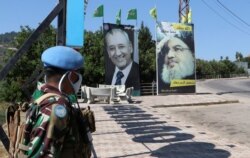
(93, 5, 104, 17)
(127, 9, 137, 20)
(116, 9, 121, 24)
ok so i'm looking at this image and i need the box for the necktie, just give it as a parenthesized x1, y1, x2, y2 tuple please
(115, 71, 124, 85)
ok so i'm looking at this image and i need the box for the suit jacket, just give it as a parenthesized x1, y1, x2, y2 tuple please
(105, 62, 140, 91)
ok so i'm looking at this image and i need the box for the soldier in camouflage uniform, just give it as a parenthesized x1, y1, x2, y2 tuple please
(18, 46, 90, 158)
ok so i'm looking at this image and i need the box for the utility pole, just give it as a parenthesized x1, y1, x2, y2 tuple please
(179, 0, 190, 23)
(57, 0, 67, 45)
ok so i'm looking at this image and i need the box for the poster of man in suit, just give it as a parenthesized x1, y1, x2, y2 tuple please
(156, 22, 196, 94)
(103, 23, 140, 95)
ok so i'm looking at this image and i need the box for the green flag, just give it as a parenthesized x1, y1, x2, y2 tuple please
(149, 7, 157, 20)
(93, 5, 103, 17)
(116, 9, 121, 25)
(127, 9, 137, 20)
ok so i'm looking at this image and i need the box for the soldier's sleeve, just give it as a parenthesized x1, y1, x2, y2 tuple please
(43, 103, 69, 157)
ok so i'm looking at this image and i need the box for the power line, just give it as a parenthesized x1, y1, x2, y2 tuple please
(213, 0, 247, 30)
(216, 0, 250, 28)
(200, 0, 250, 36)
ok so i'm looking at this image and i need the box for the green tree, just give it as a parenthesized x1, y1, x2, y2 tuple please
(220, 56, 224, 61)
(209, 60, 219, 75)
(218, 61, 229, 77)
(196, 59, 214, 78)
(196, 58, 245, 79)
(235, 51, 243, 61)
(138, 22, 156, 83)
(242, 56, 250, 68)
(0, 25, 56, 102)
(222, 58, 245, 76)
(81, 29, 105, 86)
(225, 56, 229, 61)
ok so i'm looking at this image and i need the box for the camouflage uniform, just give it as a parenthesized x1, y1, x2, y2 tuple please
(14, 46, 91, 158)
(21, 84, 89, 158)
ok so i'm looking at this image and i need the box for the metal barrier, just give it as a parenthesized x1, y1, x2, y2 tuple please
(140, 82, 157, 96)
(197, 73, 248, 79)
(78, 83, 158, 97)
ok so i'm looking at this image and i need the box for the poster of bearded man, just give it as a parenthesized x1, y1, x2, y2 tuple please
(156, 22, 196, 94)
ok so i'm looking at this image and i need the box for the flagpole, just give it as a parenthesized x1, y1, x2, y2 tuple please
(103, 5, 104, 24)
(154, 3, 159, 95)
(154, 4, 157, 42)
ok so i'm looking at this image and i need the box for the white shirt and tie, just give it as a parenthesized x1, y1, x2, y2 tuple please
(111, 62, 133, 85)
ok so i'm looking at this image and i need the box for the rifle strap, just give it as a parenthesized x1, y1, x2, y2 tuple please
(35, 93, 61, 105)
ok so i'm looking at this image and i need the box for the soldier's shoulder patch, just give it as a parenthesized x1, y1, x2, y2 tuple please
(54, 105, 67, 118)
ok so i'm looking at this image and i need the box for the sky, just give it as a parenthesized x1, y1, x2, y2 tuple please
(0, 0, 250, 61)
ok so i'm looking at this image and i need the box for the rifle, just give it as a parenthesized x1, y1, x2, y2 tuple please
(74, 100, 97, 158)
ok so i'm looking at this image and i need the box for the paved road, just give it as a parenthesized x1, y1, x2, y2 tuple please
(160, 78, 250, 148)
(158, 103, 250, 148)
(198, 77, 250, 98)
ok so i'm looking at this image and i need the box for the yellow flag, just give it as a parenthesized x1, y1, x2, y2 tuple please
(188, 8, 192, 23)
(149, 7, 157, 20)
(181, 15, 187, 23)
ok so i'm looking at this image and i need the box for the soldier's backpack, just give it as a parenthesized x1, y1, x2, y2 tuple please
(82, 106, 96, 133)
(6, 102, 27, 157)
(6, 93, 95, 158)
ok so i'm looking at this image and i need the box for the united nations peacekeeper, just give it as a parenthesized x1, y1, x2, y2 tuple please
(19, 46, 91, 158)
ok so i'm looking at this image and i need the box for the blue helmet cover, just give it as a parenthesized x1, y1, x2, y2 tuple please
(41, 46, 84, 70)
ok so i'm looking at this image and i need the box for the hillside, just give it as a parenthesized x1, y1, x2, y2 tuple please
(0, 32, 18, 65)
(0, 46, 6, 66)
(0, 31, 17, 46)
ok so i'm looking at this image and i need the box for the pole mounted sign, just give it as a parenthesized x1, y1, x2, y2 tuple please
(66, 0, 84, 47)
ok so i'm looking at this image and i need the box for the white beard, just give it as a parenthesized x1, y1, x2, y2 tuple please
(161, 52, 195, 84)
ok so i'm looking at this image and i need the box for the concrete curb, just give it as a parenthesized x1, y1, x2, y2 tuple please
(151, 100, 239, 108)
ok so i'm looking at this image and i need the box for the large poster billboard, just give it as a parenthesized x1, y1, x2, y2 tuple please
(103, 23, 140, 95)
(156, 22, 196, 94)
